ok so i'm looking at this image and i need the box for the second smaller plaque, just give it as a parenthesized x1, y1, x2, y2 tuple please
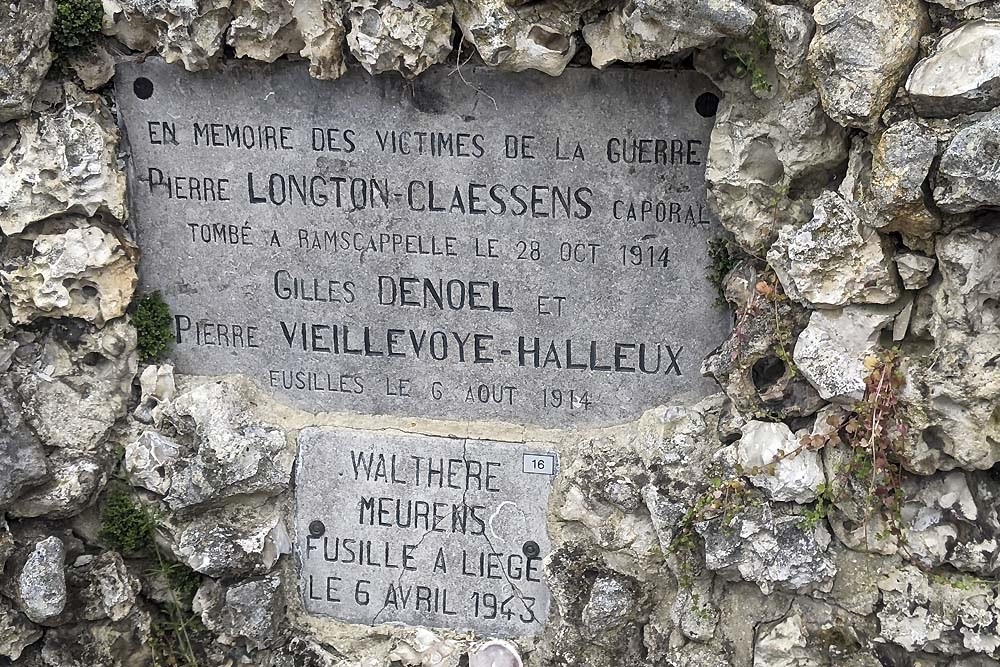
(295, 428, 556, 636)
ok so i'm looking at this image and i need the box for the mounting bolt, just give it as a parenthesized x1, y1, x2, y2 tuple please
(308, 520, 326, 537)
(522, 540, 540, 558)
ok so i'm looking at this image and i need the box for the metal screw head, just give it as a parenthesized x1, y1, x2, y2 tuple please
(522, 540, 540, 558)
(308, 520, 326, 537)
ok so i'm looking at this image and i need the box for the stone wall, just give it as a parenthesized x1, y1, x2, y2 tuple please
(2, 0, 1000, 666)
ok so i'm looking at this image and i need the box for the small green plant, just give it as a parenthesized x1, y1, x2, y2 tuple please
(134, 292, 174, 362)
(50, 0, 104, 57)
(706, 237, 740, 308)
(100, 485, 158, 554)
(723, 26, 772, 93)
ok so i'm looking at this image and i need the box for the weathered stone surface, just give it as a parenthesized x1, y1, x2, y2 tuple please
(899, 224, 1000, 473)
(703, 5, 848, 251)
(9, 450, 107, 519)
(0, 84, 126, 236)
(736, 420, 824, 502)
(896, 252, 937, 290)
(0, 0, 55, 122)
(170, 502, 290, 577)
(583, 0, 757, 69)
(0, 598, 42, 660)
(104, 0, 232, 71)
(292, 0, 348, 80)
(156, 377, 291, 510)
(906, 20, 1000, 117)
(702, 262, 823, 419)
(13, 537, 67, 624)
(388, 630, 462, 667)
(753, 614, 825, 667)
(768, 191, 901, 308)
(0, 378, 48, 508)
(67, 42, 117, 91)
(118, 61, 728, 428)
(934, 109, 1000, 214)
(9, 318, 137, 453)
(453, 0, 599, 75)
(66, 552, 140, 622)
(696, 501, 836, 594)
(228, 0, 302, 61)
(1, 225, 138, 325)
(34, 613, 152, 667)
(124, 431, 181, 496)
(195, 575, 283, 648)
(346, 0, 453, 78)
(132, 363, 175, 425)
(793, 305, 897, 404)
(807, 0, 928, 130)
(867, 119, 940, 239)
(878, 565, 1000, 655)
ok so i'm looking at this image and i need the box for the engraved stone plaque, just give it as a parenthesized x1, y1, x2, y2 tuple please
(294, 428, 556, 635)
(116, 59, 729, 427)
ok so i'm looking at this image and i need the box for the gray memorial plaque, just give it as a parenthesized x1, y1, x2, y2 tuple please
(116, 60, 729, 427)
(295, 428, 555, 635)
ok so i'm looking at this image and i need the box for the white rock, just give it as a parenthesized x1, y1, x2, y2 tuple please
(105, 0, 232, 71)
(906, 20, 1000, 118)
(768, 191, 901, 308)
(388, 629, 462, 667)
(583, 0, 756, 69)
(469, 640, 522, 667)
(807, 0, 928, 130)
(895, 253, 937, 290)
(0, 598, 41, 660)
(754, 615, 825, 667)
(133, 363, 176, 425)
(737, 420, 824, 503)
(933, 108, 1000, 214)
(1, 226, 138, 325)
(346, 0, 453, 78)
(292, 0, 348, 80)
(9, 451, 106, 519)
(15, 537, 66, 624)
(228, 0, 303, 62)
(867, 119, 940, 239)
(172, 503, 290, 577)
(124, 431, 182, 496)
(68, 551, 140, 622)
(0, 85, 126, 235)
(195, 575, 283, 648)
(793, 305, 897, 403)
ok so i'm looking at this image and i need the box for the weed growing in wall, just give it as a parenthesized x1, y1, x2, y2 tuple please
(100, 485, 158, 554)
(51, 0, 104, 57)
(723, 27, 772, 94)
(133, 292, 174, 362)
(706, 237, 740, 308)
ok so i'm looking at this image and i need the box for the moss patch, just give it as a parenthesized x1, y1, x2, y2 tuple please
(51, 0, 104, 57)
(100, 486, 158, 554)
(134, 292, 174, 362)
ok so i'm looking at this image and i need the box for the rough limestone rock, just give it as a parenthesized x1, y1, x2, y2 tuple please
(696, 501, 836, 594)
(934, 109, 1000, 214)
(878, 565, 1000, 654)
(0, 84, 127, 236)
(157, 378, 292, 511)
(195, 576, 284, 648)
(35, 613, 153, 667)
(13, 537, 67, 624)
(171, 503, 291, 577)
(1, 226, 138, 326)
(906, 20, 1000, 117)
(132, 363, 175, 425)
(703, 4, 848, 251)
(900, 224, 1000, 472)
(768, 191, 901, 308)
(896, 252, 937, 290)
(61, 552, 140, 623)
(0, 0, 55, 122)
(0, 379, 48, 508)
(701, 261, 823, 419)
(753, 614, 826, 667)
(793, 305, 897, 403)
(124, 431, 181, 496)
(867, 119, 940, 239)
(9, 450, 107, 519)
(0, 597, 41, 660)
(582, 0, 757, 69)
(453, 0, 600, 76)
(228, 0, 303, 61)
(8, 318, 137, 453)
(346, 0, 452, 78)
(736, 420, 824, 502)
(580, 574, 645, 636)
(67, 43, 117, 91)
(388, 629, 462, 667)
(807, 0, 928, 130)
(104, 0, 233, 71)
(292, 0, 348, 80)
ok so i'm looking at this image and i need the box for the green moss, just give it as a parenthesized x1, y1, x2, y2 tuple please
(100, 486, 158, 554)
(134, 292, 174, 362)
(723, 26, 772, 94)
(51, 0, 104, 57)
(706, 236, 739, 307)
